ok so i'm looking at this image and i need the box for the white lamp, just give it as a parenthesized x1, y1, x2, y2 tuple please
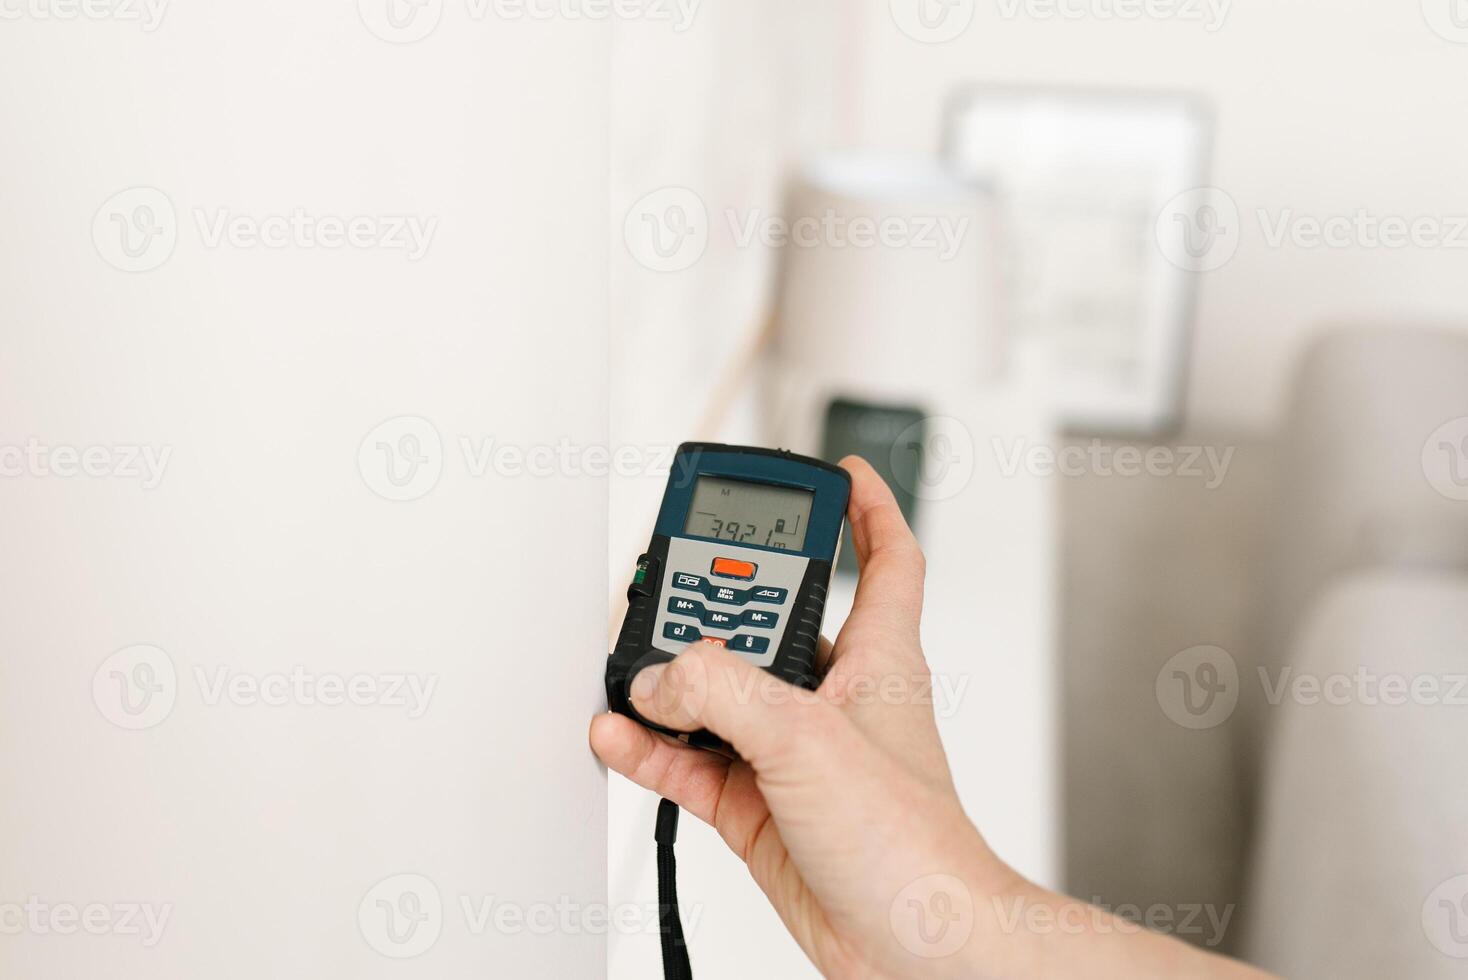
(765, 153, 1007, 456)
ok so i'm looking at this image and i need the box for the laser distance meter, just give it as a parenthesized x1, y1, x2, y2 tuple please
(606, 443, 851, 751)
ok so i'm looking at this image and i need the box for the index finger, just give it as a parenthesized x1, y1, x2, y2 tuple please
(839, 455, 926, 641)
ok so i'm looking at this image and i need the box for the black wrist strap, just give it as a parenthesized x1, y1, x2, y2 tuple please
(655, 798, 693, 980)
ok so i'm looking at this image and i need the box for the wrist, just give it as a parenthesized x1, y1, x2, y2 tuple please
(885, 816, 1031, 980)
(959, 861, 1039, 980)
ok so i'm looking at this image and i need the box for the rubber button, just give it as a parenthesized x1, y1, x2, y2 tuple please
(730, 635, 770, 655)
(711, 558, 758, 580)
(710, 585, 743, 604)
(663, 622, 701, 643)
(743, 610, 778, 629)
(668, 597, 703, 618)
(673, 573, 707, 594)
(704, 610, 739, 629)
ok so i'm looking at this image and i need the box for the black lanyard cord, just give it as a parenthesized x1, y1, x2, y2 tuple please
(655, 798, 693, 980)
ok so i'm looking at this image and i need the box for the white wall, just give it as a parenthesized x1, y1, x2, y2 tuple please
(0, 6, 608, 977)
(852, 0, 1468, 433)
(609, 1, 859, 574)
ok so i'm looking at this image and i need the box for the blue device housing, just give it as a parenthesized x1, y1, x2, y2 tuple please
(606, 443, 852, 754)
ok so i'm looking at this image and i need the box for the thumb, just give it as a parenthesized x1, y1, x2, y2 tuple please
(630, 641, 825, 769)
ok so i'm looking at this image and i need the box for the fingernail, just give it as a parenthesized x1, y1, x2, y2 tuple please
(630, 664, 667, 705)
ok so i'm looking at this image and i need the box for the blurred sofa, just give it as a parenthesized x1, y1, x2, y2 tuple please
(1061, 326, 1468, 974)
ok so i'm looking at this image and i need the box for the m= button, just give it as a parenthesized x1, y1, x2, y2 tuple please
(704, 610, 739, 629)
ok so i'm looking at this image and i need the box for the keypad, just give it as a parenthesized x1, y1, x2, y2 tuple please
(665, 564, 787, 658)
(655, 539, 806, 665)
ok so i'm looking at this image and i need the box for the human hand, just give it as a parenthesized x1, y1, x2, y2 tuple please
(590, 456, 1273, 979)
(591, 455, 1005, 976)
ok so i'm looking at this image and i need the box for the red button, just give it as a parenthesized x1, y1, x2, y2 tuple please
(711, 558, 757, 580)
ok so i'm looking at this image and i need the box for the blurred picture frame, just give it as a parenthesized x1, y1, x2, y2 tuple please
(944, 86, 1212, 435)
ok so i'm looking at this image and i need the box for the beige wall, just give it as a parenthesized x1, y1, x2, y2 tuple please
(0, 6, 610, 977)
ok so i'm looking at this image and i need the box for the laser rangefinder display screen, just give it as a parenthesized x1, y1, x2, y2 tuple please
(684, 476, 814, 550)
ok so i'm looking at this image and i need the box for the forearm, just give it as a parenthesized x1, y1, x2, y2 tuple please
(966, 877, 1276, 980)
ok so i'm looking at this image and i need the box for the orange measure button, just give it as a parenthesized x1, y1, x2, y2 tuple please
(711, 557, 758, 580)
